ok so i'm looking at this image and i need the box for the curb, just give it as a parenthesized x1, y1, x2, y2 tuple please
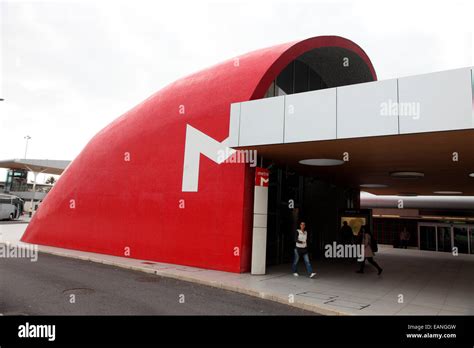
(19, 244, 347, 316)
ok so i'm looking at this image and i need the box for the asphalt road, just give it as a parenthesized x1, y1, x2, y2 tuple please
(0, 251, 314, 315)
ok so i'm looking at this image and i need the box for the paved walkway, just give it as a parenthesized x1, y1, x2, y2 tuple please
(1, 223, 473, 315)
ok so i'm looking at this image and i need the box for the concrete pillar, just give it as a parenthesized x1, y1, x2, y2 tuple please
(251, 167, 269, 275)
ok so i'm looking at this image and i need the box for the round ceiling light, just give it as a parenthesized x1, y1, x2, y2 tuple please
(299, 159, 345, 166)
(433, 191, 463, 195)
(469, 173, 474, 177)
(390, 171, 424, 178)
(360, 184, 388, 188)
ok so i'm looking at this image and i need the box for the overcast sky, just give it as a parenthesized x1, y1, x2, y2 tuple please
(0, 0, 473, 183)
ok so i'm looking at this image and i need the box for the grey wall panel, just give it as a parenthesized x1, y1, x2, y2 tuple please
(227, 103, 240, 147)
(234, 68, 474, 147)
(398, 68, 473, 134)
(284, 88, 337, 143)
(337, 79, 399, 139)
(471, 68, 474, 124)
(239, 96, 285, 146)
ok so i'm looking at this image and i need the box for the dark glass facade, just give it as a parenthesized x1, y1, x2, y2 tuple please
(264, 60, 327, 98)
(4, 169, 28, 193)
(372, 218, 418, 247)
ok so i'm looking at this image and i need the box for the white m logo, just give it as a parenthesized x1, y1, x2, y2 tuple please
(182, 124, 236, 192)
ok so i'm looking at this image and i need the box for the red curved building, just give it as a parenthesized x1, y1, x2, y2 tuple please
(22, 36, 377, 273)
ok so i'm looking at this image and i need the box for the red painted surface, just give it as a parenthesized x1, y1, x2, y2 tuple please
(22, 36, 376, 273)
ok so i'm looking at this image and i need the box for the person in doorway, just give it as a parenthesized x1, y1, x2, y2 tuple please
(354, 227, 363, 245)
(356, 226, 383, 275)
(340, 221, 353, 245)
(399, 228, 410, 249)
(292, 222, 317, 278)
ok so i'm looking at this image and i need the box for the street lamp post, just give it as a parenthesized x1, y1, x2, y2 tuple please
(25, 168, 45, 217)
(24, 135, 31, 159)
(30, 172, 38, 217)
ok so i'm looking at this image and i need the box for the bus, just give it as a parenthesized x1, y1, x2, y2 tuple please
(0, 194, 24, 220)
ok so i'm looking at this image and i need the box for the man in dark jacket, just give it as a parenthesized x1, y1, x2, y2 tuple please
(340, 221, 353, 244)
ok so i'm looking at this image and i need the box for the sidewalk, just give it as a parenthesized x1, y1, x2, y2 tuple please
(1, 223, 473, 315)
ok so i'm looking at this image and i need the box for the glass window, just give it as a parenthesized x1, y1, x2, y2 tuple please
(294, 60, 309, 93)
(309, 68, 326, 91)
(470, 227, 474, 255)
(276, 62, 294, 95)
(264, 59, 328, 98)
(453, 226, 469, 254)
(419, 226, 436, 251)
(264, 81, 276, 98)
(6, 169, 28, 192)
(437, 226, 452, 252)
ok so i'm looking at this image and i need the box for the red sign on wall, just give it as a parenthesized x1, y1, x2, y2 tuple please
(255, 167, 269, 187)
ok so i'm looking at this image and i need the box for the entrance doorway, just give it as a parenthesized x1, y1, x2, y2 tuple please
(418, 222, 473, 254)
(266, 167, 303, 266)
(265, 165, 358, 267)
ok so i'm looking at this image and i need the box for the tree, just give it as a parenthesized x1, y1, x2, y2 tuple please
(45, 176, 56, 185)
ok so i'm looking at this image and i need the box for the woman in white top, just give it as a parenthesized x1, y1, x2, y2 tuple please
(291, 222, 316, 278)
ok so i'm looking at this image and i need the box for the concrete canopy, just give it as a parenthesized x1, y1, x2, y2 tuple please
(232, 67, 474, 197)
(237, 129, 474, 196)
(0, 159, 70, 175)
